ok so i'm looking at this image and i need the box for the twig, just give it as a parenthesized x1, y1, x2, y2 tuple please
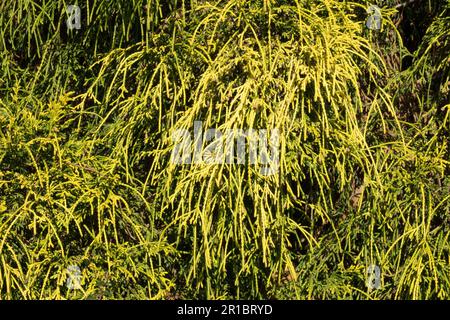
(394, 0, 419, 9)
(64, 160, 98, 173)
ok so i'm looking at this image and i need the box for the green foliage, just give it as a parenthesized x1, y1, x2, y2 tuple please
(0, 0, 449, 299)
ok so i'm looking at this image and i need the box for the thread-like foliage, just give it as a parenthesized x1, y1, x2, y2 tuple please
(0, 0, 449, 299)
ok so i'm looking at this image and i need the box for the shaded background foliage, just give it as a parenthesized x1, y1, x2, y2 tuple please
(0, 0, 449, 299)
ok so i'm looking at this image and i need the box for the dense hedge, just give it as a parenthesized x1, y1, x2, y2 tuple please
(0, 0, 449, 299)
